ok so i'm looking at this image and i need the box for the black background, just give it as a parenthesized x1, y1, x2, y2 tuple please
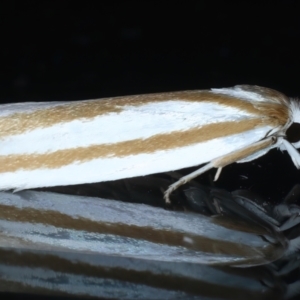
(1, 0, 300, 204)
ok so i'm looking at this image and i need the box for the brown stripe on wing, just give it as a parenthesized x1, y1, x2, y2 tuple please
(232, 85, 290, 105)
(0, 90, 289, 137)
(0, 118, 270, 173)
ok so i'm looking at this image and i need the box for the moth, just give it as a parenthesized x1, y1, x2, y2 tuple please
(1, 85, 300, 202)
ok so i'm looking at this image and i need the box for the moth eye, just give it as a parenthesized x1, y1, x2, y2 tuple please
(286, 123, 300, 143)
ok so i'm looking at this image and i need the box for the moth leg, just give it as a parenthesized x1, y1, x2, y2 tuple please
(164, 136, 276, 204)
(214, 167, 223, 181)
(164, 162, 216, 204)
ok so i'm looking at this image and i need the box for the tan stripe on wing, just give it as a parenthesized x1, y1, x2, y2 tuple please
(0, 119, 269, 173)
(0, 91, 289, 137)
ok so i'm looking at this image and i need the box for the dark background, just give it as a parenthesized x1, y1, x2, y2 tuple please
(0, 0, 300, 204)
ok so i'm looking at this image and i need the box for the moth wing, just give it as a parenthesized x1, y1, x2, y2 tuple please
(0, 91, 281, 189)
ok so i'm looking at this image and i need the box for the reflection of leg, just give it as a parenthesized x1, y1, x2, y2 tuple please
(164, 136, 276, 204)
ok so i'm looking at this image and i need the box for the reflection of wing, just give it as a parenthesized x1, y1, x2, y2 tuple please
(0, 190, 286, 266)
(0, 85, 293, 191)
(0, 249, 284, 300)
(0, 188, 290, 299)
